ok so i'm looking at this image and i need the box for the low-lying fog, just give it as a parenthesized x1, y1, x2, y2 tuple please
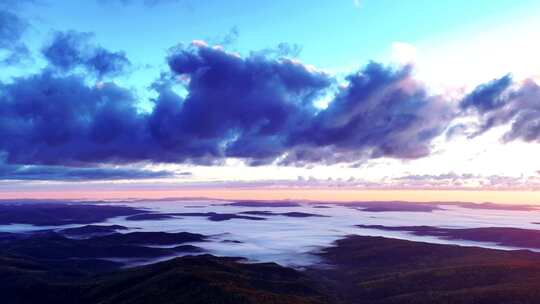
(2, 199, 540, 267)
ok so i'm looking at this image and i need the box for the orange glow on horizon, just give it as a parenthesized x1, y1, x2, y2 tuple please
(1, 188, 539, 205)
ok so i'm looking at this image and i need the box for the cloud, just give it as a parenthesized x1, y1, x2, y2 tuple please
(212, 26, 239, 47)
(165, 43, 332, 164)
(460, 76, 540, 142)
(0, 9, 30, 65)
(392, 172, 479, 188)
(0, 71, 152, 165)
(284, 63, 454, 164)
(379, 172, 540, 190)
(0, 164, 176, 181)
(167, 46, 452, 165)
(252, 42, 303, 58)
(395, 172, 477, 181)
(0, 42, 455, 171)
(499, 81, 540, 143)
(460, 75, 512, 113)
(42, 31, 130, 78)
(445, 123, 468, 141)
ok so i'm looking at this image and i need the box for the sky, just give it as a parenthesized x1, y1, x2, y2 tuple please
(1, 0, 540, 202)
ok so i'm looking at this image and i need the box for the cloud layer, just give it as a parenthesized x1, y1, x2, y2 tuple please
(1, 15, 539, 183)
(0, 164, 174, 181)
(0, 39, 458, 174)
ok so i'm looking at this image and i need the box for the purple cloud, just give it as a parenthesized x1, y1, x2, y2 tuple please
(42, 31, 130, 78)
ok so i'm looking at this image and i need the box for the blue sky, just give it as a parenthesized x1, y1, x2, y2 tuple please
(2, 0, 540, 198)
(10, 0, 539, 102)
(18, 0, 539, 72)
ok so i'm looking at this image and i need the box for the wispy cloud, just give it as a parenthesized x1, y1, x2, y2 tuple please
(0, 164, 178, 181)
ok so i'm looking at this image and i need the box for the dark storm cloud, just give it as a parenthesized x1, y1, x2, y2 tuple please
(0, 164, 175, 181)
(0, 9, 30, 65)
(0, 42, 454, 173)
(460, 76, 540, 142)
(42, 31, 130, 78)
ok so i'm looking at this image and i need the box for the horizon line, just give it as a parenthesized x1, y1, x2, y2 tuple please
(1, 188, 539, 205)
